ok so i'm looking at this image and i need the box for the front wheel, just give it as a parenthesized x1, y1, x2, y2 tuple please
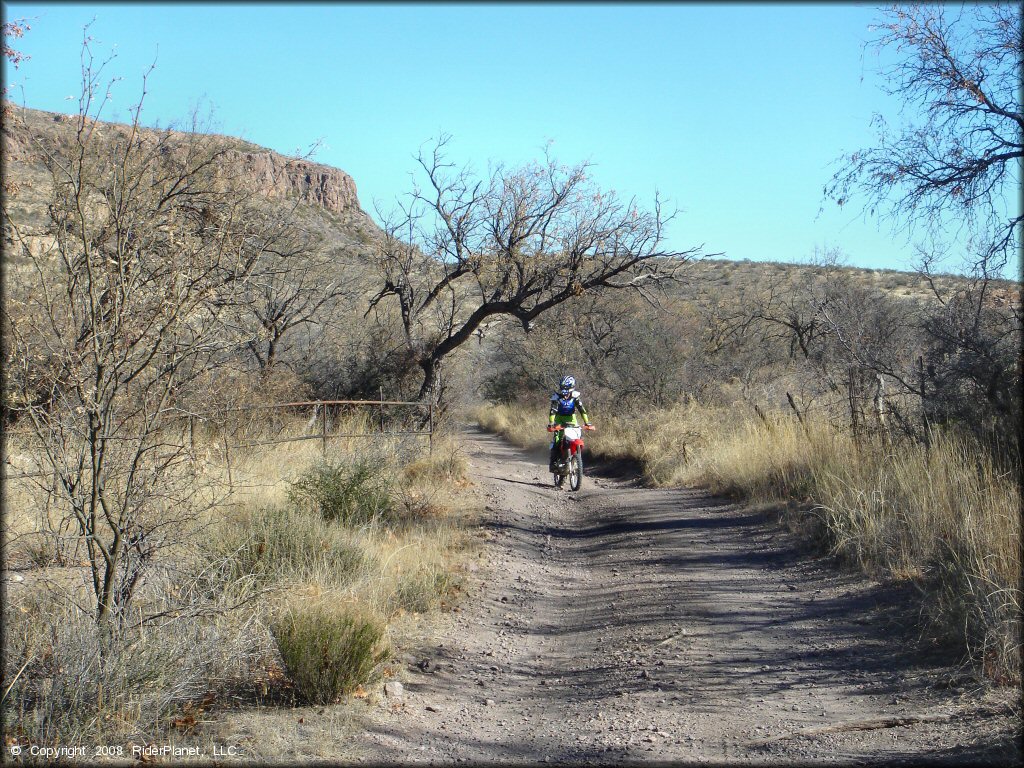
(568, 451, 583, 491)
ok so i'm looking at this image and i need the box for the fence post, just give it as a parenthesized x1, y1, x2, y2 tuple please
(873, 373, 890, 444)
(428, 401, 434, 456)
(321, 402, 327, 454)
(848, 365, 860, 446)
(188, 415, 195, 454)
(379, 386, 385, 433)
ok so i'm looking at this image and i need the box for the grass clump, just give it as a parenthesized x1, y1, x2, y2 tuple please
(3, 587, 262, 747)
(270, 602, 390, 704)
(222, 503, 367, 587)
(288, 457, 394, 526)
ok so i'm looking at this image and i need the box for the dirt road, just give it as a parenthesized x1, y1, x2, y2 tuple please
(356, 427, 1020, 764)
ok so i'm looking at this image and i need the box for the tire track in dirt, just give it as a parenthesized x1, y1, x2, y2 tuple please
(356, 427, 1019, 765)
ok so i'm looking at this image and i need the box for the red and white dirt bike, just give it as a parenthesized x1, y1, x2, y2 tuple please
(547, 423, 595, 491)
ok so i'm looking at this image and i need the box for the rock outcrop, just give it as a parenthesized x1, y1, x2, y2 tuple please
(1, 105, 367, 219)
(225, 150, 362, 217)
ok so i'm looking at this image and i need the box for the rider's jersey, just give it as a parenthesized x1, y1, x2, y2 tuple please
(549, 390, 589, 427)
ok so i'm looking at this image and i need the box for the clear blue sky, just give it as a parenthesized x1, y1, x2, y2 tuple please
(3, 2, 1020, 277)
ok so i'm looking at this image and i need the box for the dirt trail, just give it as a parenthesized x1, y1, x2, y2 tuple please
(356, 427, 1019, 765)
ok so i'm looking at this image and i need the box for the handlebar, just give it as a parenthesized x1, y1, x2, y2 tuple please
(547, 424, 595, 432)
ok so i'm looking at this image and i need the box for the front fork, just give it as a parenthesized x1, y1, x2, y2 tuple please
(550, 433, 568, 467)
(552, 436, 577, 463)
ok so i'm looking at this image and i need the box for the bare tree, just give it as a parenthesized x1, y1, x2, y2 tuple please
(367, 137, 699, 402)
(825, 4, 1022, 454)
(2, 39, 295, 630)
(826, 3, 1022, 274)
(236, 237, 354, 373)
(918, 280, 1021, 454)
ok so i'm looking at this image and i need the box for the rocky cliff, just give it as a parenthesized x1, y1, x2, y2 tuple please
(226, 149, 361, 217)
(1, 105, 368, 220)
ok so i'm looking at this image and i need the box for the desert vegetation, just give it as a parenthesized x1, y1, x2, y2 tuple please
(4, 407, 471, 748)
(0, 35, 476, 753)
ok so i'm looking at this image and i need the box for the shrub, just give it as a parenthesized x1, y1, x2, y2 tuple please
(221, 504, 366, 587)
(3, 594, 261, 746)
(392, 567, 454, 614)
(288, 458, 394, 527)
(270, 603, 389, 704)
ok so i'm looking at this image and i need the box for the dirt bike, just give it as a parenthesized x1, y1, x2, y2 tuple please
(547, 423, 595, 491)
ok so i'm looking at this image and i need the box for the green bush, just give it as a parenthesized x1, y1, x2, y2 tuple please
(224, 504, 366, 586)
(289, 458, 394, 526)
(271, 603, 390, 704)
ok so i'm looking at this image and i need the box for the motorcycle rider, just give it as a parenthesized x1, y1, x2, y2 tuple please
(547, 375, 593, 473)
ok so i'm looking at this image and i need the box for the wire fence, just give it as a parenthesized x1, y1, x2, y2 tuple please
(2, 397, 434, 482)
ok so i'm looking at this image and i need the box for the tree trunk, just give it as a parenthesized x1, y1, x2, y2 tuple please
(418, 356, 443, 407)
(873, 374, 890, 443)
(848, 365, 861, 445)
(265, 334, 279, 370)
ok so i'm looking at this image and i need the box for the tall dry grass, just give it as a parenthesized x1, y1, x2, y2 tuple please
(208, 414, 472, 705)
(686, 417, 1021, 681)
(478, 401, 1021, 682)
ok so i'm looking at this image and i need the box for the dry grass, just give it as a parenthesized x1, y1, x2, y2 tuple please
(806, 431, 1021, 682)
(676, 415, 837, 498)
(214, 413, 471, 612)
(210, 417, 472, 707)
(476, 402, 546, 450)
(680, 416, 1021, 684)
(2, 567, 267, 746)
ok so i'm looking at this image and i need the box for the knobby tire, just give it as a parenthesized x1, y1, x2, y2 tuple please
(569, 451, 582, 492)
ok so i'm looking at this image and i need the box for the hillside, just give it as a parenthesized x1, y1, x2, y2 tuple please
(7, 103, 1017, 321)
(1, 103, 381, 262)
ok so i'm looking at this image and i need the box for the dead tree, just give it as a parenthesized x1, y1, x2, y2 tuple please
(366, 136, 700, 403)
(236, 237, 355, 373)
(825, 3, 1022, 274)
